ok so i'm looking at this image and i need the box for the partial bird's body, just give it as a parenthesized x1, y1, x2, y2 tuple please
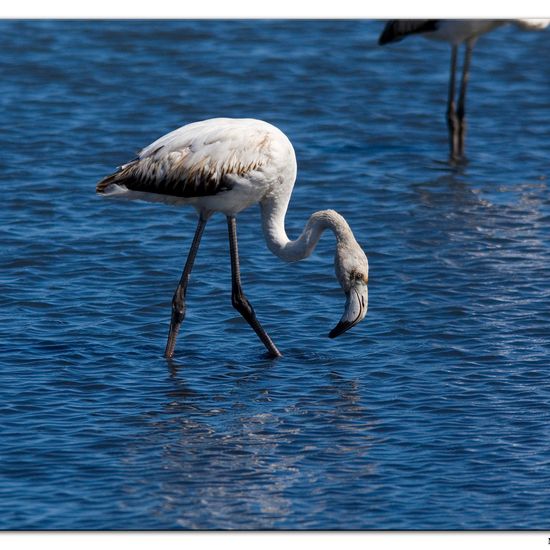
(97, 118, 369, 358)
(97, 118, 291, 213)
(378, 19, 550, 161)
(379, 20, 504, 46)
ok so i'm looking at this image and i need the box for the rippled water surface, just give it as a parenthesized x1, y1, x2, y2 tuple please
(2, 20, 550, 530)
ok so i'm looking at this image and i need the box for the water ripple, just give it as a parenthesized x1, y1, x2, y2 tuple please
(1, 19, 550, 529)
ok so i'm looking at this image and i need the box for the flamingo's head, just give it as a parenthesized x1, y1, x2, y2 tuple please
(329, 240, 369, 339)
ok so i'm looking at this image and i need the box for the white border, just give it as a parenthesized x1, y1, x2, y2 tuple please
(2, 532, 550, 550)
(0, 0, 549, 18)
(1, 3, 549, 546)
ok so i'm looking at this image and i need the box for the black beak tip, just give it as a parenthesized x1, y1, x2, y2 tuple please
(328, 321, 350, 339)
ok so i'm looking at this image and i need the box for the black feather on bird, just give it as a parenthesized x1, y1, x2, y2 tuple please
(378, 19, 439, 45)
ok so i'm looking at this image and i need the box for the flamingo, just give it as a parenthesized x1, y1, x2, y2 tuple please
(97, 118, 369, 359)
(378, 19, 550, 161)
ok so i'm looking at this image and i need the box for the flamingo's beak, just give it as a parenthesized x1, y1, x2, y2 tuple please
(329, 282, 368, 338)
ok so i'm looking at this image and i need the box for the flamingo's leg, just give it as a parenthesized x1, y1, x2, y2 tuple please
(457, 42, 473, 158)
(227, 215, 282, 358)
(446, 45, 460, 161)
(164, 213, 208, 359)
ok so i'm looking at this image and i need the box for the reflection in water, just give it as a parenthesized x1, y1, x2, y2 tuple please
(118, 360, 377, 529)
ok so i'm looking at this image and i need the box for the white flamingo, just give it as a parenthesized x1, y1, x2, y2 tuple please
(378, 19, 550, 161)
(97, 118, 369, 359)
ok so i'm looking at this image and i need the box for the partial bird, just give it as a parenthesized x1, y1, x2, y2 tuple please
(378, 19, 550, 161)
(97, 118, 369, 359)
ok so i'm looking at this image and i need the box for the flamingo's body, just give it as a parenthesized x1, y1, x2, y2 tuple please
(378, 19, 550, 161)
(97, 118, 369, 358)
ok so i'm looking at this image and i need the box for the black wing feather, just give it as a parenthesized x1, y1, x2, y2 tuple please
(378, 20, 439, 45)
(96, 158, 233, 199)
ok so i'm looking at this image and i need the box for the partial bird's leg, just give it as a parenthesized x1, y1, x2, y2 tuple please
(446, 45, 460, 161)
(457, 42, 473, 159)
(227, 216, 282, 358)
(164, 214, 208, 359)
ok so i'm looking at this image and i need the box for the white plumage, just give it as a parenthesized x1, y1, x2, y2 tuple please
(421, 20, 504, 45)
(97, 118, 369, 358)
(99, 118, 290, 212)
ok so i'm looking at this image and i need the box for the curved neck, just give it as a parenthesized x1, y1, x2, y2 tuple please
(260, 195, 355, 263)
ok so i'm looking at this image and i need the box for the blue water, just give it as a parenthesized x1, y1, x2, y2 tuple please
(1, 19, 550, 530)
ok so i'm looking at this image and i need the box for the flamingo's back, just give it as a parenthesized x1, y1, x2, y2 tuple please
(97, 118, 284, 200)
